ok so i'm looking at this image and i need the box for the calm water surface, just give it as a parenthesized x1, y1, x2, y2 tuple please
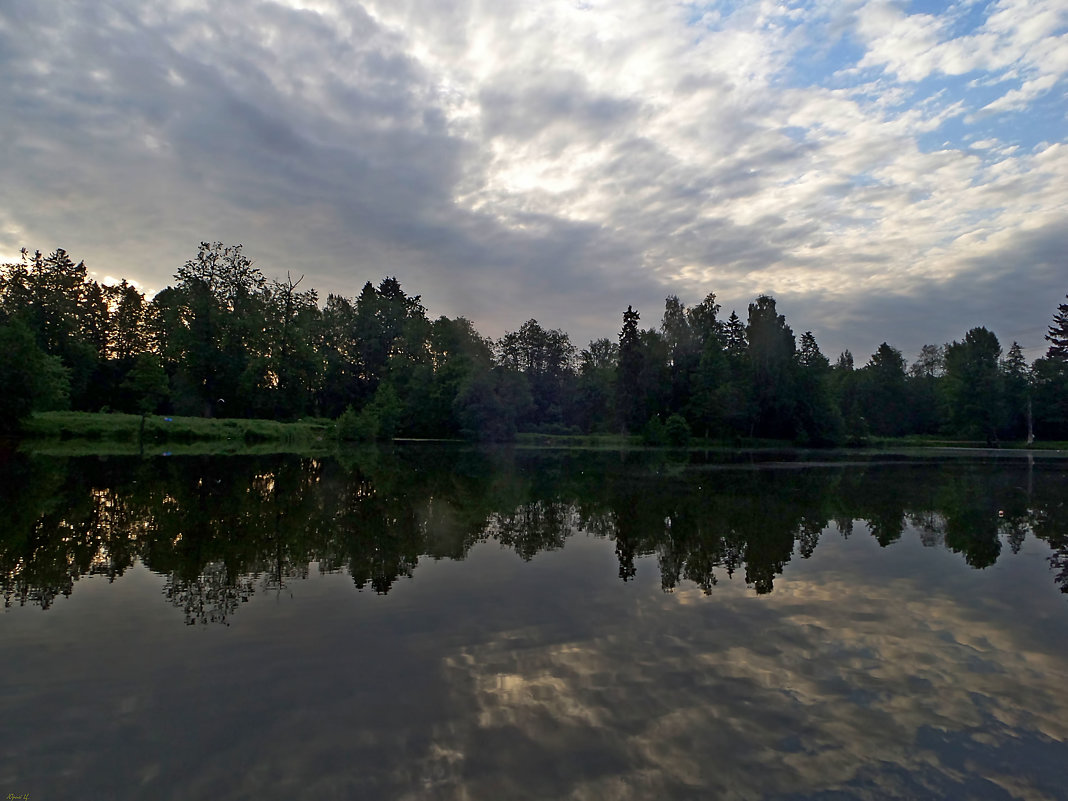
(2, 445, 1067, 800)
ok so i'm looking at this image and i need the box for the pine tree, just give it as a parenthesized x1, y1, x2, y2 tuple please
(617, 306, 644, 431)
(1001, 341, 1030, 440)
(1047, 294, 1068, 361)
(723, 311, 747, 356)
(798, 331, 829, 369)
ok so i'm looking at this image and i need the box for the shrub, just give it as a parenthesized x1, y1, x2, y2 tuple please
(664, 414, 692, 446)
(641, 416, 666, 446)
(336, 405, 380, 441)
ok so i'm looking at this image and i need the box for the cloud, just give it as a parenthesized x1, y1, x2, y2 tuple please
(0, 0, 1064, 353)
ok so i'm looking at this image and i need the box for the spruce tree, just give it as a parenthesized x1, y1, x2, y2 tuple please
(617, 306, 644, 431)
(1046, 294, 1068, 361)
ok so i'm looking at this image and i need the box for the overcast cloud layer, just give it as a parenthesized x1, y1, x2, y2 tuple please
(1, 0, 1065, 359)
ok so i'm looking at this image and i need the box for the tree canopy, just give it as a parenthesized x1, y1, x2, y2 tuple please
(3, 243, 1065, 443)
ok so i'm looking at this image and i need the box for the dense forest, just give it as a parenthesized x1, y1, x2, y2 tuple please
(2, 241, 1067, 442)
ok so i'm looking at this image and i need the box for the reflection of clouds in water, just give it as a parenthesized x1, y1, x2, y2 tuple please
(428, 569, 1068, 800)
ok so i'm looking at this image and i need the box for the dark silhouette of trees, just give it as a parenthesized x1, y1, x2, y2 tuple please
(831, 350, 867, 442)
(746, 295, 796, 438)
(0, 319, 70, 431)
(497, 319, 576, 428)
(574, 338, 618, 433)
(1001, 342, 1030, 440)
(794, 331, 842, 444)
(262, 274, 322, 419)
(860, 343, 908, 436)
(167, 242, 267, 417)
(2, 242, 1064, 445)
(0, 248, 100, 406)
(908, 344, 945, 435)
(944, 327, 1003, 443)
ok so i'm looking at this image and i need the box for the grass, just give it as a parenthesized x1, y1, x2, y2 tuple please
(18, 412, 1067, 456)
(515, 430, 1068, 452)
(21, 411, 336, 448)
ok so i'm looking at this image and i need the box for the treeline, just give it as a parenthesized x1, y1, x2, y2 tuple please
(2, 241, 1067, 442)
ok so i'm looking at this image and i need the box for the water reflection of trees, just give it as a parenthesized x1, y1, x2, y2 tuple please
(2, 447, 1067, 622)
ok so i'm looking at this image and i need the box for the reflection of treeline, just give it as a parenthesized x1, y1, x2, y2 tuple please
(2, 449, 1066, 622)
(3, 244, 1068, 442)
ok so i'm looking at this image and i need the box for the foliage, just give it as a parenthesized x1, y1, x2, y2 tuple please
(454, 367, 531, 441)
(337, 405, 374, 442)
(641, 415, 666, 445)
(944, 327, 1003, 443)
(746, 295, 796, 438)
(664, 413, 692, 446)
(860, 343, 908, 437)
(3, 241, 1065, 447)
(1000, 342, 1030, 440)
(497, 319, 575, 427)
(121, 353, 170, 415)
(0, 319, 70, 431)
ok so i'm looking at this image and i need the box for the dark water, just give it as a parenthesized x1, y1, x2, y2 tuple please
(2, 445, 1067, 800)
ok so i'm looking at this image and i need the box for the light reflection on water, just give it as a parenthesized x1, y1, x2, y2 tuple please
(1, 446, 1067, 799)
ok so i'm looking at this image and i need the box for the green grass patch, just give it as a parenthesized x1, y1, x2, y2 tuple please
(22, 411, 335, 447)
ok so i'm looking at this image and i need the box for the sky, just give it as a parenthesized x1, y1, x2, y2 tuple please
(1, 0, 1065, 362)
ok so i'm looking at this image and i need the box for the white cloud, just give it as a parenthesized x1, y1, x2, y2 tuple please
(853, 0, 1068, 113)
(0, 0, 1065, 356)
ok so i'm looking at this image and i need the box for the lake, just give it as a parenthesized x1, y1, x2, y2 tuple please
(2, 445, 1067, 799)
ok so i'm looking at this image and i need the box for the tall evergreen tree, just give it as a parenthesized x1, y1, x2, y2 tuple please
(794, 332, 842, 444)
(1001, 341, 1030, 440)
(1046, 294, 1068, 361)
(723, 311, 747, 356)
(1033, 296, 1068, 438)
(617, 306, 644, 431)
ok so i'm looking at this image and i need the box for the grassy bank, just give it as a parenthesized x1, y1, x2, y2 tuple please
(515, 430, 1067, 452)
(17, 413, 1066, 455)
(21, 411, 335, 447)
